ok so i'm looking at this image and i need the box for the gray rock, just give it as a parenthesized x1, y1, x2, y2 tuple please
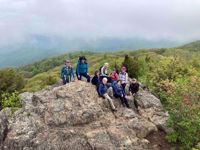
(1, 81, 170, 150)
(135, 91, 162, 108)
(0, 110, 9, 149)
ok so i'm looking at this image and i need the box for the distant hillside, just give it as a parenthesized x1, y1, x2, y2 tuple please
(178, 40, 200, 51)
(0, 36, 180, 68)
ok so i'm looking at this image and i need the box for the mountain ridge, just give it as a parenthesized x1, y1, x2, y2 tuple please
(0, 37, 182, 68)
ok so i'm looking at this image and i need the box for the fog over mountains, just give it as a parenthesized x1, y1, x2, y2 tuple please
(0, 0, 200, 67)
(0, 35, 182, 68)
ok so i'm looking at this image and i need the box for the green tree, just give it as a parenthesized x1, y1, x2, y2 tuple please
(123, 55, 139, 79)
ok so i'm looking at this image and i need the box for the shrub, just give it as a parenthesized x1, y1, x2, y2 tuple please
(1, 91, 21, 112)
(123, 55, 139, 78)
(0, 68, 25, 109)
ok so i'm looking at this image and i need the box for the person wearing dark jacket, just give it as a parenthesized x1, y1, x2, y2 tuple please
(98, 78, 117, 112)
(129, 78, 139, 95)
(129, 78, 140, 110)
(61, 60, 75, 84)
(91, 70, 100, 87)
(112, 80, 130, 108)
(76, 56, 90, 82)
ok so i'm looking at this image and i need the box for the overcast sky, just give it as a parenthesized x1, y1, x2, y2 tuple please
(0, 0, 200, 47)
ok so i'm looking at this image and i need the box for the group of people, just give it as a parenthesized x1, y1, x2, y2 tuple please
(61, 56, 140, 112)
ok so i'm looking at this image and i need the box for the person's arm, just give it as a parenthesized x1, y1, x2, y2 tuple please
(71, 68, 75, 80)
(61, 67, 64, 78)
(116, 73, 119, 80)
(86, 64, 88, 74)
(76, 62, 80, 75)
(100, 67, 104, 76)
(118, 73, 122, 81)
(98, 84, 103, 96)
(126, 73, 129, 83)
(101, 67, 107, 76)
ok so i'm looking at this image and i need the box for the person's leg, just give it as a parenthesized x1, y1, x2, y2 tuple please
(133, 94, 138, 109)
(122, 83, 126, 92)
(104, 94, 116, 110)
(77, 73, 82, 80)
(107, 87, 114, 98)
(123, 96, 130, 108)
(119, 96, 125, 105)
(81, 73, 90, 82)
(62, 77, 66, 85)
(86, 74, 90, 82)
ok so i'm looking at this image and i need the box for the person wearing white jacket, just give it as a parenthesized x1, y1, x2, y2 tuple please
(119, 66, 128, 92)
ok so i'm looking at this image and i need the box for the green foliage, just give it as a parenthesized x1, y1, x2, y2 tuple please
(0, 68, 24, 110)
(146, 52, 200, 149)
(1, 91, 21, 112)
(13, 48, 200, 149)
(123, 55, 140, 78)
(0, 68, 25, 92)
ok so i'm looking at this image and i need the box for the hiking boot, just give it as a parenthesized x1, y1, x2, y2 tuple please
(112, 108, 117, 112)
(126, 105, 131, 109)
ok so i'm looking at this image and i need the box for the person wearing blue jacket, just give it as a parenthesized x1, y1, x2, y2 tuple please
(98, 77, 117, 112)
(61, 60, 75, 84)
(112, 80, 130, 108)
(76, 56, 90, 82)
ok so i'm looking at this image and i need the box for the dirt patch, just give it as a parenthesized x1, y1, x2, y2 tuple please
(146, 131, 173, 150)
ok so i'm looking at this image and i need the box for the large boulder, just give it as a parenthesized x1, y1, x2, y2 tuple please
(135, 91, 162, 108)
(1, 81, 170, 150)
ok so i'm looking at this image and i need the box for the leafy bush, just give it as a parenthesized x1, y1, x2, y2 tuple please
(0, 68, 25, 92)
(146, 54, 200, 149)
(1, 91, 21, 112)
(0, 68, 25, 110)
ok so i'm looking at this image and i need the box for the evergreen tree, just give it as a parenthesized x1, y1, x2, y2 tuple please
(123, 55, 139, 79)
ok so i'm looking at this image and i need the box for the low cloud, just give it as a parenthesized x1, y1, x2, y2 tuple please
(0, 0, 200, 47)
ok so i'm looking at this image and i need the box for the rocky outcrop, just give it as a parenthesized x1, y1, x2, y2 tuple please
(0, 109, 9, 149)
(1, 81, 169, 150)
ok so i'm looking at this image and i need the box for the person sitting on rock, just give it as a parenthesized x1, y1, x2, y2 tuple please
(98, 77, 117, 112)
(119, 66, 128, 92)
(99, 63, 109, 81)
(110, 68, 119, 82)
(61, 60, 75, 84)
(76, 56, 90, 82)
(91, 70, 100, 87)
(129, 78, 140, 110)
(112, 80, 130, 108)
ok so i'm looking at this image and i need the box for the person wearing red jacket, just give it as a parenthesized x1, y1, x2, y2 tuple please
(110, 68, 119, 82)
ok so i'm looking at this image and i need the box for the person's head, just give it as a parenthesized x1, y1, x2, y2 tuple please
(80, 56, 87, 64)
(131, 78, 137, 84)
(94, 70, 100, 76)
(121, 66, 126, 73)
(65, 60, 71, 67)
(102, 77, 108, 84)
(104, 63, 109, 68)
(112, 68, 116, 73)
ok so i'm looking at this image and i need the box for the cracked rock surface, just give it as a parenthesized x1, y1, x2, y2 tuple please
(0, 81, 169, 150)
